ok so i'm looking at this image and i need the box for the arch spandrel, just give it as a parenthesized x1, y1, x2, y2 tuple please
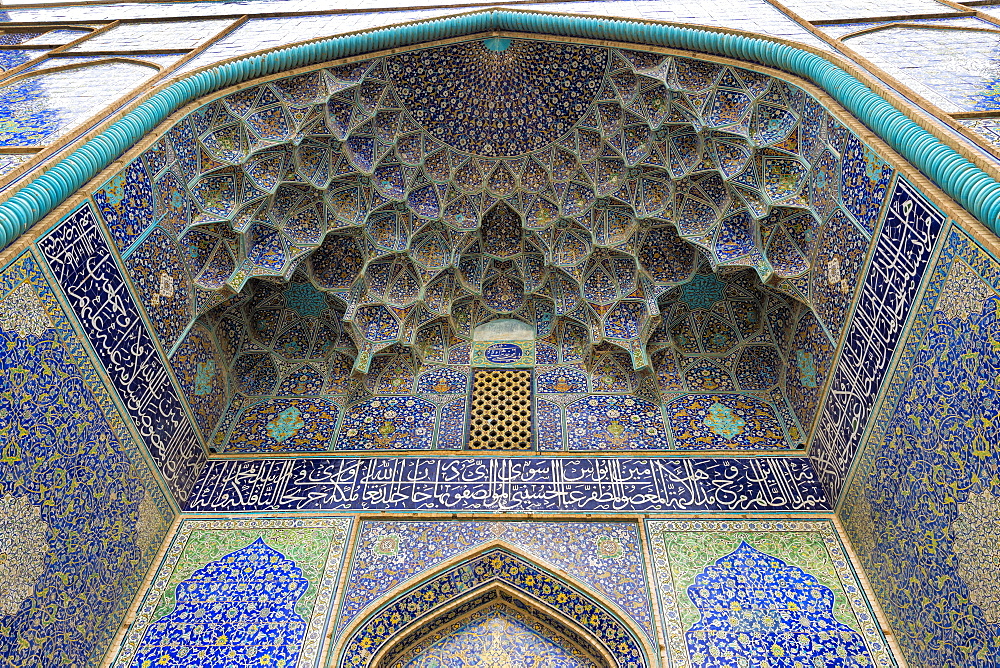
(331, 545, 653, 668)
(374, 589, 611, 668)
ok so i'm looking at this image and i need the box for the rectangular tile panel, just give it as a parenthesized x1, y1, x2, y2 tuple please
(186, 456, 831, 512)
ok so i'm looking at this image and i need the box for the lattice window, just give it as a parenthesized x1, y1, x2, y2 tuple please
(468, 368, 532, 450)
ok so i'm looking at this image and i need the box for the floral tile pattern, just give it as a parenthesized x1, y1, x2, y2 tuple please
(664, 393, 790, 449)
(0, 252, 172, 667)
(646, 519, 896, 668)
(111, 518, 351, 668)
(339, 548, 647, 668)
(336, 520, 654, 642)
(840, 227, 1000, 666)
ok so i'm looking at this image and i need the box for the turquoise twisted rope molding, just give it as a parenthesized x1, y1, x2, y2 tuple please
(1, 8, 998, 249)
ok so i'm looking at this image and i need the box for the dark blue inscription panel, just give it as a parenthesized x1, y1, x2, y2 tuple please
(811, 178, 945, 500)
(38, 204, 204, 503)
(186, 457, 830, 512)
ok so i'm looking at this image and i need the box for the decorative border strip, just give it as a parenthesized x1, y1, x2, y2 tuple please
(184, 456, 831, 512)
(1, 8, 1000, 249)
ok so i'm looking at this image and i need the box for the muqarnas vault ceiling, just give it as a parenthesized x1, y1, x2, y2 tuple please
(104, 36, 890, 451)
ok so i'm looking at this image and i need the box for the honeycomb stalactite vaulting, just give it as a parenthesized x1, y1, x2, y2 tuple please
(170, 38, 828, 374)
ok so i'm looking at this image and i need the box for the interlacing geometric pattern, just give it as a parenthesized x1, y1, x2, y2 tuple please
(469, 369, 532, 449)
(151, 39, 847, 374)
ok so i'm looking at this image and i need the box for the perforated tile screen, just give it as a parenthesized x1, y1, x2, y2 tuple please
(469, 368, 532, 450)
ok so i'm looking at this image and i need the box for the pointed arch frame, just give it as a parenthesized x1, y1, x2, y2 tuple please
(370, 583, 614, 668)
(330, 541, 653, 668)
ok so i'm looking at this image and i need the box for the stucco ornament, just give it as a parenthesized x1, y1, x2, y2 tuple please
(950, 490, 1000, 623)
(0, 493, 51, 616)
(936, 259, 993, 321)
(0, 283, 51, 338)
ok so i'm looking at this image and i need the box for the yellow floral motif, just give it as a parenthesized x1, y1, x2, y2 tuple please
(0, 283, 51, 338)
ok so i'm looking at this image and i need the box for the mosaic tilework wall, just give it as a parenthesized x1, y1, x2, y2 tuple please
(38, 203, 206, 503)
(336, 520, 655, 644)
(841, 25, 1000, 113)
(204, 313, 803, 454)
(338, 546, 648, 668)
(97, 517, 908, 668)
(840, 225, 1000, 666)
(112, 518, 351, 668)
(0, 251, 173, 667)
(0, 61, 157, 146)
(647, 519, 895, 668)
(810, 177, 946, 500)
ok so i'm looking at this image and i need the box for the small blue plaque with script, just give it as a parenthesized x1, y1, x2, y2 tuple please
(484, 342, 523, 363)
(471, 340, 536, 367)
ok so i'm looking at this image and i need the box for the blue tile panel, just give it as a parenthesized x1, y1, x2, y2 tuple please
(842, 26, 1000, 113)
(664, 393, 789, 449)
(21, 28, 89, 45)
(810, 178, 944, 500)
(0, 49, 34, 72)
(37, 203, 205, 503)
(0, 251, 171, 667)
(397, 608, 592, 668)
(165, 0, 833, 77)
(778, 0, 958, 22)
(820, 16, 990, 39)
(0, 31, 41, 45)
(339, 520, 655, 643)
(185, 456, 830, 512)
(129, 538, 308, 668)
(686, 542, 873, 666)
(63, 19, 232, 52)
(841, 226, 1000, 666)
(227, 397, 340, 452)
(565, 395, 671, 450)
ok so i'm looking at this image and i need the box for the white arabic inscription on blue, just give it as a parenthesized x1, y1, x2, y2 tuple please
(484, 342, 523, 364)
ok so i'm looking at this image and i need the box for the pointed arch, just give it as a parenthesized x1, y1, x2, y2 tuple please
(333, 545, 650, 668)
(373, 584, 610, 668)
